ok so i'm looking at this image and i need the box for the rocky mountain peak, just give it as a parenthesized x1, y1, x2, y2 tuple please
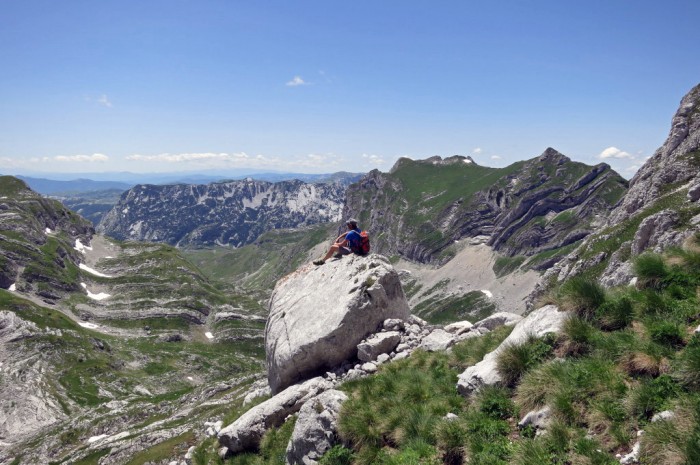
(536, 147, 570, 165)
(609, 83, 700, 224)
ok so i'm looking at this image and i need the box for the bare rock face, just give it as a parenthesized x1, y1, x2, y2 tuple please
(218, 377, 332, 454)
(285, 389, 348, 465)
(631, 209, 682, 255)
(457, 305, 568, 396)
(609, 83, 700, 224)
(265, 254, 410, 393)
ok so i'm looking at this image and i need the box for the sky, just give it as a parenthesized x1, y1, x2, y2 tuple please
(1, 1, 699, 178)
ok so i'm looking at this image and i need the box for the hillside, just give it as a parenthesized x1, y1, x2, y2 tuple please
(98, 179, 346, 248)
(343, 151, 627, 265)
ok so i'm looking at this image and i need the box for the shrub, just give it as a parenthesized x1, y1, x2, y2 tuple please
(647, 321, 685, 348)
(558, 278, 607, 319)
(496, 335, 554, 387)
(625, 375, 678, 420)
(475, 386, 515, 420)
(559, 316, 596, 356)
(634, 253, 668, 289)
(319, 445, 354, 465)
(595, 296, 634, 330)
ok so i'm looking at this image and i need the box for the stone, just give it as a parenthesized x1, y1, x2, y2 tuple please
(383, 319, 405, 331)
(444, 321, 474, 335)
(518, 406, 552, 434)
(285, 390, 348, 465)
(419, 329, 456, 352)
(376, 353, 390, 364)
(265, 255, 410, 393)
(651, 410, 675, 422)
(688, 180, 700, 202)
(620, 437, 642, 464)
(471, 312, 523, 332)
(361, 362, 377, 373)
(218, 377, 331, 453)
(444, 413, 459, 421)
(409, 315, 428, 326)
(393, 352, 409, 361)
(457, 305, 568, 396)
(357, 331, 402, 362)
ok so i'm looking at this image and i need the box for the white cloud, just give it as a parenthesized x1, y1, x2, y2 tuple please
(286, 76, 308, 87)
(97, 94, 112, 108)
(598, 146, 633, 159)
(54, 153, 109, 162)
(490, 155, 502, 160)
(362, 153, 385, 166)
(126, 152, 250, 163)
(471, 147, 482, 155)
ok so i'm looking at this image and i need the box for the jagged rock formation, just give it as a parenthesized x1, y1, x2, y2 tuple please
(98, 179, 345, 247)
(343, 151, 626, 264)
(265, 254, 410, 393)
(609, 83, 700, 224)
(0, 176, 94, 301)
(529, 83, 700, 297)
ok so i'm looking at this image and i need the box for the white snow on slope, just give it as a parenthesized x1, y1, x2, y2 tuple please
(79, 263, 113, 278)
(80, 282, 111, 301)
(79, 321, 100, 329)
(74, 239, 93, 253)
(205, 332, 214, 339)
(45, 227, 52, 234)
(481, 290, 493, 298)
(8, 283, 16, 292)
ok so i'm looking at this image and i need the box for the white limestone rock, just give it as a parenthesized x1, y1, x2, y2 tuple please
(265, 254, 409, 393)
(444, 321, 474, 335)
(218, 377, 332, 453)
(383, 319, 405, 331)
(357, 331, 402, 362)
(419, 329, 456, 352)
(285, 389, 348, 465)
(518, 406, 552, 435)
(471, 312, 523, 332)
(457, 305, 568, 396)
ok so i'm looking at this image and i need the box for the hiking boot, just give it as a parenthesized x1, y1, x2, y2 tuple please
(333, 253, 343, 259)
(313, 259, 325, 266)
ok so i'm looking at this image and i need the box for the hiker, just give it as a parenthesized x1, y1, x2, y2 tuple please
(313, 218, 368, 265)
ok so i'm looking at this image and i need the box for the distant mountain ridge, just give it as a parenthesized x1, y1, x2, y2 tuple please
(98, 179, 347, 247)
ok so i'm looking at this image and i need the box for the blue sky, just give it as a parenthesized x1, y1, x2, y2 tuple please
(1, 1, 699, 177)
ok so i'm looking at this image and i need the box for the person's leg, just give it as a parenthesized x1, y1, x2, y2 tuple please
(314, 243, 342, 265)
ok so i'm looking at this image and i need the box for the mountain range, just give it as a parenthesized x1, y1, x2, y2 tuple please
(0, 83, 698, 464)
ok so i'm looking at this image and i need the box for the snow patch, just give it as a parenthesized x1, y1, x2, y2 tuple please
(87, 434, 108, 444)
(187, 376, 194, 381)
(80, 282, 111, 301)
(74, 239, 93, 253)
(463, 159, 473, 164)
(205, 332, 214, 339)
(79, 263, 113, 278)
(79, 321, 100, 329)
(481, 290, 493, 298)
(45, 228, 52, 234)
(8, 283, 16, 292)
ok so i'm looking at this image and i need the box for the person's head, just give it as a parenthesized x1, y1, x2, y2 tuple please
(346, 218, 358, 229)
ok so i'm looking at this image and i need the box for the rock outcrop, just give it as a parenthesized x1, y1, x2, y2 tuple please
(265, 254, 410, 393)
(98, 179, 345, 247)
(285, 389, 348, 465)
(218, 377, 332, 454)
(609, 83, 700, 224)
(457, 305, 568, 395)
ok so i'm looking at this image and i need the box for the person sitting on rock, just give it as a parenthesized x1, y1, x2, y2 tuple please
(313, 218, 365, 265)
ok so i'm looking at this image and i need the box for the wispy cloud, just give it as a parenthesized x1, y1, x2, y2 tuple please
(97, 94, 112, 108)
(362, 153, 385, 166)
(126, 152, 251, 163)
(286, 76, 308, 87)
(490, 155, 502, 160)
(54, 153, 109, 162)
(598, 146, 633, 159)
(471, 147, 482, 155)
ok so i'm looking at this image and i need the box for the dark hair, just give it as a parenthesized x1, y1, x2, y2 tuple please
(346, 218, 358, 227)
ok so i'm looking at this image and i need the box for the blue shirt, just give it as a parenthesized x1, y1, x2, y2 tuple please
(346, 228, 362, 253)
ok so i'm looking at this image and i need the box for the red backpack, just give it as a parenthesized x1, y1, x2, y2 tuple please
(359, 230, 370, 255)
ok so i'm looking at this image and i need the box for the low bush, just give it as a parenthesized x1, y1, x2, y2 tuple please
(634, 253, 668, 289)
(558, 277, 607, 319)
(496, 335, 555, 387)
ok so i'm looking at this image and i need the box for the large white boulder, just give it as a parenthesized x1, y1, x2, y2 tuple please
(218, 377, 331, 454)
(285, 389, 348, 465)
(457, 305, 568, 396)
(266, 254, 410, 393)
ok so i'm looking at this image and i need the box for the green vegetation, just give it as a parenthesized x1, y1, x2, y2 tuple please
(0, 175, 30, 196)
(413, 290, 496, 325)
(124, 431, 196, 465)
(493, 255, 526, 277)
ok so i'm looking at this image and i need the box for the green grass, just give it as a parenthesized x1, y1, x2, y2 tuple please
(493, 255, 526, 277)
(412, 290, 496, 325)
(70, 448, 111, 465)
(124, 431, 196, 465)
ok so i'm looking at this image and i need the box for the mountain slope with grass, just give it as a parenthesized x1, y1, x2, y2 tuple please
(343, 151, 626, 265)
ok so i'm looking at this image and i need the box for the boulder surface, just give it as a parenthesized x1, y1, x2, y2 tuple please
(266, 254, 410, 393)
